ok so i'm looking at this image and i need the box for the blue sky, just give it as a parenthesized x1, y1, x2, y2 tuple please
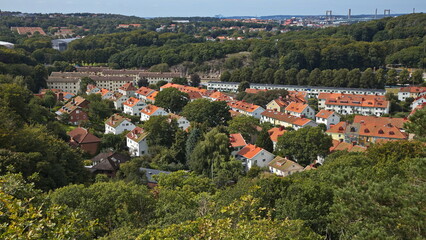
(2, 0, 425, 17)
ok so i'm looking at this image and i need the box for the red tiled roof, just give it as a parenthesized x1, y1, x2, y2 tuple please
(229, 133, 247, 148)
(126, 127, 148, 142)
(105, 114, 131, 128)
(136, 87, 155, 97)
(228, 101, 262, 113)
(268, 127, 286, 142)
(285, 102, 308, 113)
(146, 91, 158, 101)
(316, 109, 335, 119)
(359, 123, 407, 139)
(245, 88, 268, 94)
(326, 121, 347, 134)
(399, 86, 426, 93)
(353, 115, 407, 129)
(261, 110, 313, 126)
(68, 127, 100, 144)
(320, 93, 389, 109)
(100, 88, 110, 96)
(119, 82, 138, 91)
(141, 104, 162, 116)
(237, 144, 264, 159)
(123, 97, 140, 107)
(210, 91, 232, 101)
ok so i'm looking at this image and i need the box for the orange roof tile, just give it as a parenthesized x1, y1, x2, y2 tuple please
(237, 144, 264, 159)
(123, 97, 140, 107)
(119, 82, 137, 91)
(359, 123, 407, 139)
(227, 100, 261, 113)
(146, 91, 158, 101)
(136, 87, 155, 97)
(229, 133, 247, 148)
(399, 86, 426, 93)
(353, 115, 407, 129)
(100, 88, 110, 96)
(316, 109, 336, 119)
(268, 127, 286, 142)
(326, 121, 347, 134)
(141, 104, 162, 116)
(285, 102, 308, 113)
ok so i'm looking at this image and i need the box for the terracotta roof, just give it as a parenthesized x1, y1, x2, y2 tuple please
(237, 144, 264, 159)
(245, 88, 268, 94)
(209, 91, 232, 101)
(285, 102, 308, 113)
(326, 121, 347, 134)
(136, 87, 155, 97)
(268, 156, 304, 172)
(359, 122, 407, 139)
(229, 110, 243, 117)
(11, 27, 46, 35)
(329, 140, 366, 153)
(110, 91, 126, 101)
(229, 133, 247, 148)
(58, 96, 89, 114)
(141, 104, 163, 116)
(100, 88, 110, 96)
(268, 127, 286, 142)
(146, 91, 158, 101)
(105, 114, 132, 128)
(187, 91, 203, 100)
(68, 127, 101, 144)
(126, 127, 149, 142)
(409, 102, 426, 116)
(320, 93, 389, 109)
(261, 110, 313, 126)
(160, 83, 208, 95)
(316, 109, 336, 119)
(119, 82, 137, 91)
(353, 115, 407, 129)
(399, 86, 426, 93)
(228, 101, 262, 113)
(123, 97, 141, 107)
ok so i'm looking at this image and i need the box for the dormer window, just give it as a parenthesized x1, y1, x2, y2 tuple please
(364, 129, 370, 133)
(389, 131, 395, 135)
(378, 130, 384, 134)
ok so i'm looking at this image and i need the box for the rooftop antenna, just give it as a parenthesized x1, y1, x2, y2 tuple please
(348, 9, 351, 20)
(375, 8, 378, 19)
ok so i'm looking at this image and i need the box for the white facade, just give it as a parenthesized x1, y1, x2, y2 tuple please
(123, 100, 146, 116)
(112, 95, 128, 110)
(323, 104, 389, 116)
(316, 112, 341, 130)
(244, 150, 275, 170)
(285, 105, 315, 119)
(176, 116, 190, 130)
(105, 119, 136, 135)
(229, 106, 265, 119)
(140, 107, 168, 121)
(126, 137, 149, 157)
(411, 96, 426, 110)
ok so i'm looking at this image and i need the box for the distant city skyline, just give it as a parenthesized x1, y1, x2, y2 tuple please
(2, 0, 425, 18)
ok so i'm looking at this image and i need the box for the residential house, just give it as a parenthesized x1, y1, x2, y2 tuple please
(411, 95, 426, 110)
(68, 127, 101, 155)
(104, 114, 136, 135)
(325, 121, 347, 141)
(146, 91, 158, 103)
(135, 87, 156, 101)
(140, 104, 168, 121)
(99, 88, 113, 99)
(318, 93, 390, 116)
(123, 97, 146, 116)
(229, 133, 247, 156)
(237, 144, 275, 170)
(109, 91, 128, 110)
(329, 140, 366, 153)
(397, 86, 426, 101)
(315, 110, 340, 129)
(357, 121, 407, 145)
(56, 96, 90, 125)
(268, 127, 286, 150)
(353, 115, 407, 130)
(227, 101, 265, 119)
(168, 113, 190, 130)
(261, 110, 318, 130)
(89, 152, 130, 177)
(266, 95, 307, 113)
(268, 156, 304, 177)
(86, 84, 100, 95)
(208, 91, 233, 102)
(285, 102, 315, 119)
(118, 82, 138, 96)
(126, 127, 149, 156)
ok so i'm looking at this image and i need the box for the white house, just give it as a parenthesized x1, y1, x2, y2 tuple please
(237, 144, 275, 170)
(268, 156, 304, 177)
(315, 109, 340, 129)
(135, 87, 156, 101)
(123, 97, 146, 116)
(108, 92, 129, 110)
(411, 95, 426, 110)
(285, 102, 315, 119)
(227, 101, 265, 119)
(168, 113, 190, 130)
(99, 88, 113, 100)
(86, 84, 100, 95)
(104, 114, 136, 135)
(140, 104, 168, 121)
(118, 82, 138, 96)
(260, 110, 318, 130)
(126, 127, 149, 156)
(398, 86, 426, 101)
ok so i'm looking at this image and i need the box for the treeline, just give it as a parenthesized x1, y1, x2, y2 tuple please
(221, 67, 424, 88)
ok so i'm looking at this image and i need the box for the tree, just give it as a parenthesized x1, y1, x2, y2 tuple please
(181, 99, 231, 127)
(137, 78, 149, 87)
(189, 73, 201, 87)
(228, 115, 259, 142)
(79, 77, 96, 94)
(360, 68, 375, 88)
(296, 69, 309, 86)
(410, 69, 424, 85)
(220, 71, 231, 82)
(255, 128, 273, 153)
(273, 69, 286, 85)
(154, 87, 189, 113)
(404, 108, 426, 141)
(143, 115, 178, 148)
(347, 68, 361, 88)
(43, 90, 57, 108)
(171, 77, 188, 85)
(101, 133, 126, 151)
(398, 69, 410, 84)
(285, 68, 298, 85)
(186, 128, 202, 163)
(386, 69, 398, 86)
(375, 68, 386, 88)
(237, 81, 250, 92)
(308, 68, 321, 86)
(275, 127, 332, 166)
(32, 64, 48, 92)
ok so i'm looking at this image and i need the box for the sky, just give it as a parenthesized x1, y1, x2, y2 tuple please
(2, 0, 425, 18)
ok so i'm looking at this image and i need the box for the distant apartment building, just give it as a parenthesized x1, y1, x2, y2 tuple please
(318, 93, 390, 116)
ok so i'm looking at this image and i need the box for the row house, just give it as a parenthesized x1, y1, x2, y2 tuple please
(138, 72, 182, 84)
(56, 96, 90, 125)
(140, 104, 168, 121)
(104, 114, 136, 135)
(261, 110, 318, 130)
(123, 97, 146, 116)
(227, 101, 265, 119)
(315, 110, 340, 130)
(398, 86, 426, 101)
(126, 127, 149, 157)
(47, 76, 81, 94)
(318, 93, 389, 116)
(285, 102, 315, 119)
(236, 144, 275, 170)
